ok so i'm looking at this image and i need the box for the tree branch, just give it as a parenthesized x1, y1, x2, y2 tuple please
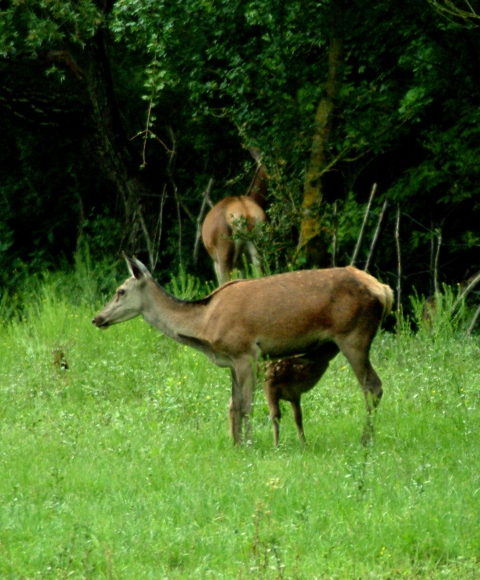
(193, 178, 214, 265)
(427, 0, 480, 27)
(351, 183, 377, 267)
(365, 198, 388, 273)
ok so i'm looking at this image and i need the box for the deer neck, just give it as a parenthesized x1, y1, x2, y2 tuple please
(142, 279, 206, 342)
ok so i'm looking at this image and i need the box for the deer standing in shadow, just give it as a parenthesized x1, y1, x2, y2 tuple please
(202, 153, 267, 285)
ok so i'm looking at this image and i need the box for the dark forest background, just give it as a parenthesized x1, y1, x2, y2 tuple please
(1, 0, 479, 309)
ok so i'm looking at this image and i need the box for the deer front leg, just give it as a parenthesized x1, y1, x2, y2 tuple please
(361, 362, 383, 445)
(264, 381, 281, 447)
(229, 369, 241, 443)
(229, 357, 256, 445)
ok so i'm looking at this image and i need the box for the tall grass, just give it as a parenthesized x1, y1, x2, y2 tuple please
(0, 263, 479, 579)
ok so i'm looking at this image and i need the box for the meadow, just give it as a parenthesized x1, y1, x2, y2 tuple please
(0, 264, 479, 579)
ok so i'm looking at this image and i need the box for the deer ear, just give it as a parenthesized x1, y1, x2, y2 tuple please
(124, 255, 151, 280)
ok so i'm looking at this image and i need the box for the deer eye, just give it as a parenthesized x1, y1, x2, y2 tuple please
(117, 289, 126, 297)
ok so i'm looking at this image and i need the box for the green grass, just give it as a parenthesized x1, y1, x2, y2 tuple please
(0, 275, 479, 579)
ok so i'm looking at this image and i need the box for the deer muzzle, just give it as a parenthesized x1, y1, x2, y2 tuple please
(92, 315, 110, 329)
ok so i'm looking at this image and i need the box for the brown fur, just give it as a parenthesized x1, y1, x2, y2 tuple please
(93, 258, 394, 446)
(264, 343, 340, 446)
(262, 270, 393, 446)
(202, 195, 267, 285)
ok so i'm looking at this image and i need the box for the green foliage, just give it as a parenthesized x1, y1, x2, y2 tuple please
(0, 247, 121, 324)
(410, 285, 468, 337)
(78, 211, 124, 261)
(0, 0, 479, 305)
(165, 265, 212, 300)
(107, 0, 480, 289)
(0, 0, 103, 56)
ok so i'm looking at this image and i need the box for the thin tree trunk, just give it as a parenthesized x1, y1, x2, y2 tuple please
(430, 220, 435, 296)
(433, 228, 442, 295)
(84, 27, 155, 254)
(332, 201, 338, 267)
(296, 0, 345, 267)
(395, 205, 402, 313)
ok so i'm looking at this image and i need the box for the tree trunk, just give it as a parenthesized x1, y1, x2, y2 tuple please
(296, 1, 345, 267)
(39, 16, 160, 262)
(84, 29, 152, 253)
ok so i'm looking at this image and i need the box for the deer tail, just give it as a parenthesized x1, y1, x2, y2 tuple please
(380, 284, 394, 321)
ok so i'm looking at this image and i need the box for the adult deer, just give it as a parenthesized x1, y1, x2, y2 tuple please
(202, 163, 267, 285)
(92, 256, 393, 446)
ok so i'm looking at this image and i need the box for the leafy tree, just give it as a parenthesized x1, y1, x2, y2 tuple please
(0, 0, 478, 308)
(0, 0, 169, 268)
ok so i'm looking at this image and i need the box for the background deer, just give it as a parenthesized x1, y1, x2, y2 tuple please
(93, 256, 393, 447)
(202, 157, 268, 285)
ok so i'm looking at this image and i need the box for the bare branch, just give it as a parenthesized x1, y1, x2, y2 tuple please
(365, 198, 388, 273)
(137, 206, 155, 271)
(427, 0, 480, 27)
(149, 184, 168, 271)
(351, 183, 377, 267)
(193, 178, 214, 265)
(202, 187, 214, 209)
(129, 130, 174, 156)
(453, 269, 480, 310)
(44, 50, 84, 79)
(433, 228, 442, 295)
(467, 303, 480, 335)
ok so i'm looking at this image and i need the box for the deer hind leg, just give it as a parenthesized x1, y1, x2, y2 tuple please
(229, 357, 256, 445)
(337, 339, 383, 445)
(246, 241, 262, 278)
(214, 262, 225, 285)
(232, 239, 244, 276)
(214, 242, 235, 285)
(215, 257, 233, 285)
(289, 398, 306, 445)
(232, 240, 262, 279)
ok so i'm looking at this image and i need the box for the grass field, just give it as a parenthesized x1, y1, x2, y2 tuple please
(0, 270, 479, 579)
